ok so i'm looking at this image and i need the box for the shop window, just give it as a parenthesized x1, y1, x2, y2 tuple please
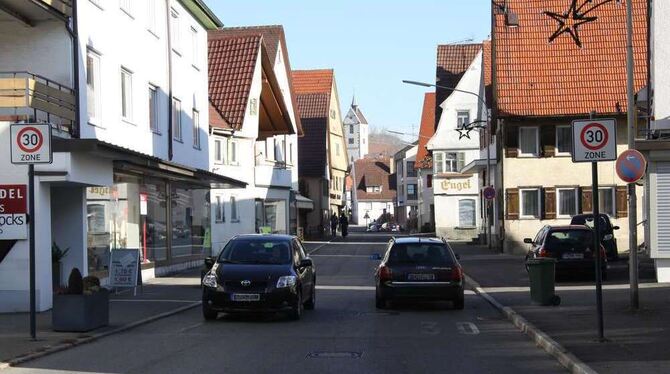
(459, 199, 476, 227)
(171, 186, 209, 257)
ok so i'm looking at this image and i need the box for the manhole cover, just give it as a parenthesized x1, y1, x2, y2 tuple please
(306, 351, 363, 359)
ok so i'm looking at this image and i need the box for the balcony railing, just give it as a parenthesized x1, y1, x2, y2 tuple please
(0, 71, 75, 135)
(37, 0, 73, 17)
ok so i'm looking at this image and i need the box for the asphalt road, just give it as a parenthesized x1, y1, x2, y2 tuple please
(7, 232, 566, 374)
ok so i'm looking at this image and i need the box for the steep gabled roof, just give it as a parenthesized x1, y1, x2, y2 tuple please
(494, 0, 647, 117)
(435, 43, 482, 128)
(207, 34, 261, 130)
(415, 92, 436, 169)
(293, 69, 334, 95)
(215, 25, 303, 135)
(354, 157, 396, 201)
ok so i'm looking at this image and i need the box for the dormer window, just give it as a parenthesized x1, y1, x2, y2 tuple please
(366, 185, 381, 193)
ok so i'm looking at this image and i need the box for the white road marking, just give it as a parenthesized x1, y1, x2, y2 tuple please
(481, 282, 670, 293)
(464, 290, 476, 295)
(177, 322, 204, 333)
(420, 321, 441, 335)
(308, 242, 388, 246)
(456, 322, 480, 335)
(316, 285, 375, 291)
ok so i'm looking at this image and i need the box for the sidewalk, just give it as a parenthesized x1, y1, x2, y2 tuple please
(454, 243, 670, 373)
(0, 269, 202, 368)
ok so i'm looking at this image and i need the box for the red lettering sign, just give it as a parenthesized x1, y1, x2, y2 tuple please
(0, 185, 27, 214)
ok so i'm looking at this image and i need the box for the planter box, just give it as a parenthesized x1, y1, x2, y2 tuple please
(52, 289, 109, 332)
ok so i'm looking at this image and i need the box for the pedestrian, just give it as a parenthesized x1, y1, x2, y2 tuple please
(330, 212, 338, 237)
(339, 212, 349, 238)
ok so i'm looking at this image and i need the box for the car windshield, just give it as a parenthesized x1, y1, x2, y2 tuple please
(570, 215, 610, 229)
(387, 243, 454, 266)
(218, 238, 291, 265)
(546, 230, 594, 251)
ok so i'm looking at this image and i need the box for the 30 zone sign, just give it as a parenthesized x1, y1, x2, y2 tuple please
(572, 119, 617, 163)
(10, 123, 52, 164)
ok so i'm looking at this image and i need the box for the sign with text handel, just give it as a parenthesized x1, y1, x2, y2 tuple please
(10, 123, 52, 164)
(572, 119, 617, 163)
(0, 185, 27, 239)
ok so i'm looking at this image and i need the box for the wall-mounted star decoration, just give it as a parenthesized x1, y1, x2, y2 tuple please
(455, 120, 487, 140)
(544, 0, 614, 48)
(456, 126, 473, 140)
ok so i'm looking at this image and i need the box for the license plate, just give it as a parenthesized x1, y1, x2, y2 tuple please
(231, 293, 260, 302)
(407, 273, 435, 281)
(562, 253, 584, 260)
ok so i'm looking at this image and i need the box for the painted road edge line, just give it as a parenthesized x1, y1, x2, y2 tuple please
(0, 301, 202, 371)
(464, 274, 597, 374)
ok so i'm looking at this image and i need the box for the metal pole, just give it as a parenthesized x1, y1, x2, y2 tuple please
(486, 109, 492, 250)
(592, 161, 605, 342)
(625, 0, 639, 310)
(28, 163, 36, 340)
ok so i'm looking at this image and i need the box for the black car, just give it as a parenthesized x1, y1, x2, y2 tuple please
(372, 237, 464, 309)
(570, 214, 620, 260)
(201, 235, 316, 320)
(524, 225, 607, 279)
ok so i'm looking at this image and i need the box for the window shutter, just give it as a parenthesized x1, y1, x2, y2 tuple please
(544, 187, 556, 219)
(505, 125, 519, 158)
(457, 153, 465, 172)
(616, 185, 628, 218)
(505, 188, 519, 220)
(541, 126, 556, 157)
(581, 187, 593, 214)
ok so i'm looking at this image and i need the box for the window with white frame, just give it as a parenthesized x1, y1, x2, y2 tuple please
(190, 27, 198, 67)
(120, 67, 133, 121)
(192, 109, 200, 148)
(433, 151, 465, 173)
(170, 8, 180, 53)
(519, 127, 539, 156)
(433, 152, 444, 174)
(148, 85, 159, 132)
(214, 138, 224, 163)
(119, 0, 132, 15)
(289, 143, 293, 164)
(146, 0, 157, 35)
(407, 184, 417, 200)
(215, 195, 225, 223)
(457, 110, 470, 128)
(459, 199, 476, 227)
(598, 187, 615, 217)
(556, 125, 572, 155)
(172, 98, 182, 141)
(86, 49, 101, 123)
(229, 140, 238, 164)
(557, 187, 578, 217)
(349, 125, 354, 134)
(520, 188, 541, 218)
(230, 196, 238, 221)
(366, 185, 381, 193)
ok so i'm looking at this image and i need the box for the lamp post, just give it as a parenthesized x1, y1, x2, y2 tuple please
(403, 80, 493, 250)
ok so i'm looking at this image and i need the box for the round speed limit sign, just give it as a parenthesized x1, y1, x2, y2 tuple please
(10, 123, 52, 164)
(572, 119, 617, 163)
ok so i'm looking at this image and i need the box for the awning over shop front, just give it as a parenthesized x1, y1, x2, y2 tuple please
(460, 159, 490, 174)
(52, 138, 246, 189)
(295, 194, 314, 210)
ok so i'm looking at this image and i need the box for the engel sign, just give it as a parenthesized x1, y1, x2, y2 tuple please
(0, 184, 27, 240)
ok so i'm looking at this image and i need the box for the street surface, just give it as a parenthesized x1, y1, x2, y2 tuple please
(6, 231, 565, 374)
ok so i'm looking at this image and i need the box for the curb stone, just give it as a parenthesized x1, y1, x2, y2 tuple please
(464, 274, 598, 374)
(0, 301, 201, 370)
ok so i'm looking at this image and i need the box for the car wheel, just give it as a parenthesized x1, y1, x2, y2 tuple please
(304, 283, 316, 310)
(290, 292, 303, 320)
(202, 304, 218, 321)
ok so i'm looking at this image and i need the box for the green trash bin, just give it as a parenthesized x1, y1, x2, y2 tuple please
(526, 258, 560, 306)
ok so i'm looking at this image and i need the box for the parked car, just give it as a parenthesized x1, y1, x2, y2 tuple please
(372, 237, 464, 309)
(524, 225, 607, 280)
(201, 234, 316, 320)
(570, 214, 619, 260)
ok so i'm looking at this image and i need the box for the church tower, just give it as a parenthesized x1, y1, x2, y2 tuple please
(343, 95, 369, 162)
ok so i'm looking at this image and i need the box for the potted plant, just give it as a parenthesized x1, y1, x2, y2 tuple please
(51, 242, 69, 289)
(52, 268, 109, 332)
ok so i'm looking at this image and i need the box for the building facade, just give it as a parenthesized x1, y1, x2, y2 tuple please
(343, 97, 369, 162)
(394, 143, 418, 229)
(353, 157, 396, 226)
(415, 92, 437, 232)
(0, 0, 243, 312)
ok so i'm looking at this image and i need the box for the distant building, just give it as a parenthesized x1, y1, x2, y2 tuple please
(352, 157, 396, 226)
(415, 93, 437, 232)
(394, 143, 419, 229)
(343, 96, 370, 162)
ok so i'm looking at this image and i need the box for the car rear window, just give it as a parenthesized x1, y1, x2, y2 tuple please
(219, 239, 291, 265)
(546, 230, 594, 251)
(387, 243, 454, 266)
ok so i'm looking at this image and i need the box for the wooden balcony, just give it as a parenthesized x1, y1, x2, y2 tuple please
(0, 71, 75, 134)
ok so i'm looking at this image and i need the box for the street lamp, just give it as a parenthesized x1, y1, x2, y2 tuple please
(403, 79, 493, 250)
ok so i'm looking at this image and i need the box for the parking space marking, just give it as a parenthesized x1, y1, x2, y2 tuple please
(456, 322, 480, 335)
(481, 282, 670, 294)
(420, 322, 441, 336)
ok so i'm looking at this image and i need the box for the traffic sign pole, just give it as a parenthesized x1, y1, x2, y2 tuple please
(28, 164, 36, 341)
(589, 112, 605, 342)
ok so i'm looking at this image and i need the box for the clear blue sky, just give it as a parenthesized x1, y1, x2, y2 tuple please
(203, 0, 490, 137)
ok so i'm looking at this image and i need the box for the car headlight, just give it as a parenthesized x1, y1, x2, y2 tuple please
(276, 275, 297, 288)
(202, 272, 218, 288)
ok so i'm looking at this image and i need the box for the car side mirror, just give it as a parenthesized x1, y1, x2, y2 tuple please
(613, 226, 620, 230)
(204, 257, 215, 270)
(299, 258, 313, 268)
(370, 253, 382, 260)
(523, 238, 533, 244)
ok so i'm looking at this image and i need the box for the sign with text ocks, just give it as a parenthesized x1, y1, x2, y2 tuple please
(0, 185, 28, 240)
(572, 119, 617, 163)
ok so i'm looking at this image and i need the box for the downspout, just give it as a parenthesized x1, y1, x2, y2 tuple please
(166, 0, 174, 160)
(66, 0, 80, 138)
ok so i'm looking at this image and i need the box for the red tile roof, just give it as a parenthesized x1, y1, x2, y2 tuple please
(207, 34, 261, 130)
(354, 157, 396, 202)
(436, 43, 482, 128)
(494, 0, 648, 117)
(415, 93, 436, 170)
(296, 93, 330, 119)
(293, 69, 334, 95)
(483, 40, 493, 107)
